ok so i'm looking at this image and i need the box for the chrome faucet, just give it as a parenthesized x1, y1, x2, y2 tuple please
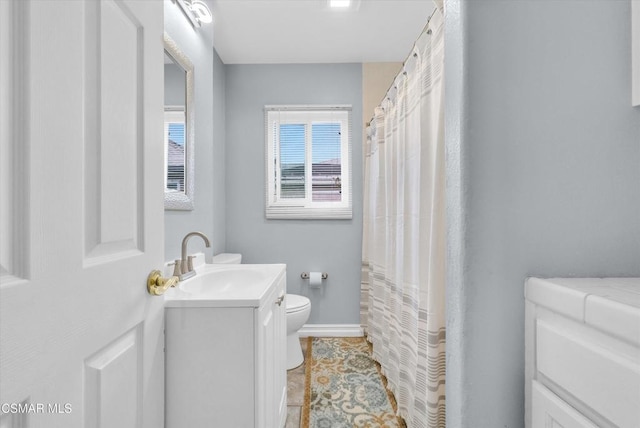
(179, 231, 211, 280)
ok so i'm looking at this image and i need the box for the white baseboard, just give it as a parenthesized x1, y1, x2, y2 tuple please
(298, 324, 364, 338)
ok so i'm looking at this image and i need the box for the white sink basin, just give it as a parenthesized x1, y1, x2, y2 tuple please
(179, 268, 265, 294)
(164, 263, 286, 308)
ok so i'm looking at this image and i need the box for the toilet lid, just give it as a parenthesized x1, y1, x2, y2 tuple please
(286, 294, 310, 312)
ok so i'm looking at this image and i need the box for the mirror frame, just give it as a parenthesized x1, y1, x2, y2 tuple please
(164, 32, 195, 210)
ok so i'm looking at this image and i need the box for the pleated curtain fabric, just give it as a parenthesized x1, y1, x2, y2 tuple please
(360, 6, 445, 428)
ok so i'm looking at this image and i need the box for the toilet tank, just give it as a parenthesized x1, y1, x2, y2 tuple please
(211, 253, 242, 264)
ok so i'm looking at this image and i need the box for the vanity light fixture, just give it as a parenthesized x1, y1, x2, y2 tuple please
(173, 0, 213, 28)
(188, 0, 213, 24)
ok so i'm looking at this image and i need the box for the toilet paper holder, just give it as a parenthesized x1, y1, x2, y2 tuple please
(301, 272, 328, 280)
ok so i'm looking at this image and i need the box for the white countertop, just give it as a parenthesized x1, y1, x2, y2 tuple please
(525, 277, 640, 347)
(164, 263, 286, 308)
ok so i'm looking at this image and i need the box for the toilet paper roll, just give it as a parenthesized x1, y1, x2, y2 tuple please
(309, 272, 322, 288)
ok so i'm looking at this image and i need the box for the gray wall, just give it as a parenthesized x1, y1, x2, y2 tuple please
(164, 63, 185, 106)
(164, 1, 226, 261)
(225, 64, 363, 324)
(446, 1, 640, 427)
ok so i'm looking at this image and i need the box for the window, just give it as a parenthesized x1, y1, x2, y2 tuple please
(265, 105, 352, 219)
(164, 108, 186, 192)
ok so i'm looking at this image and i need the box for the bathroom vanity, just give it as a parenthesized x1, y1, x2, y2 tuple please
(525, 277, 640, 428)
(164, 264, 287, 428)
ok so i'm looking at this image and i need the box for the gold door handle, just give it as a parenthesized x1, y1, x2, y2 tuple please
(147, 270, 179, 296)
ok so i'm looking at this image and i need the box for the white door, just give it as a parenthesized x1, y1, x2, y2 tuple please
(0, 1, 165, 427)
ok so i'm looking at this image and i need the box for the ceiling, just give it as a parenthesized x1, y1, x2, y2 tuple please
(210, 0, 435, 64)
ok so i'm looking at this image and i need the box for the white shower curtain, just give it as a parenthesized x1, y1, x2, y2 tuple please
(360, 5, 445, 428)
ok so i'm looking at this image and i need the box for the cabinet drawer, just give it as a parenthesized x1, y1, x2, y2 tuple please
(531, 381, 598, 428)
(536, 321, 640, 428)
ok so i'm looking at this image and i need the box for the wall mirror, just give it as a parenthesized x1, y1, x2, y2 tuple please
(164, 32, 195, 210)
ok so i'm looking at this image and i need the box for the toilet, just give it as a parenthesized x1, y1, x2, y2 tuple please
(210, 253, 243, 264)
(211, 253, 311, 370)
(285, 294, 311, 370)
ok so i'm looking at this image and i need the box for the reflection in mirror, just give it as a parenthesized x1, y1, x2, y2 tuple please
(164, 32, 194, 210)
(164, 50, 186, 192)
(164, 106, 185, 192)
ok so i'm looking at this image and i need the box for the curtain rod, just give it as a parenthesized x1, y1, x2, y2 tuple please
(365, 6, 439, 127)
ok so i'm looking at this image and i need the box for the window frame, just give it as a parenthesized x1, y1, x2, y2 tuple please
(265, 105, 352, 219)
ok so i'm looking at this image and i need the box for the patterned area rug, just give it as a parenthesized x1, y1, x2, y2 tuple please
(302, 337, 405, 428)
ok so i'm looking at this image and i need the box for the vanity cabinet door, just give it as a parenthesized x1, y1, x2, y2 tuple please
(256, 275, 287, 428)
(274, 278, 287, 426)
(165, 307, 255, 428)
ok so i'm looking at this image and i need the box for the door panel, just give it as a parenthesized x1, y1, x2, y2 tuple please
(84, 0, 144, 262)
(0, 0, 27, 283)
(84, 326, 142, 428)
(0, 1, 165, 427)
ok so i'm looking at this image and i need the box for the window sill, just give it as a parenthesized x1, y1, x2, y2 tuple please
(265, 206, 352, 220)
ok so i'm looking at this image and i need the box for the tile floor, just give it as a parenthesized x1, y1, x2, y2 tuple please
(285, 338, 308, 428)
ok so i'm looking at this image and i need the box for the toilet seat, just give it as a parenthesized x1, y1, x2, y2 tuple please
(286, 294, 310, 314)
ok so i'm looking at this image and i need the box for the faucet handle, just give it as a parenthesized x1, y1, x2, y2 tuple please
(172, 259, 182, 277)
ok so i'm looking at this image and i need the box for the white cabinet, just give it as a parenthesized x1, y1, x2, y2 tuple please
(164, 265, 287, 428)
(525, 278, 640, 428)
